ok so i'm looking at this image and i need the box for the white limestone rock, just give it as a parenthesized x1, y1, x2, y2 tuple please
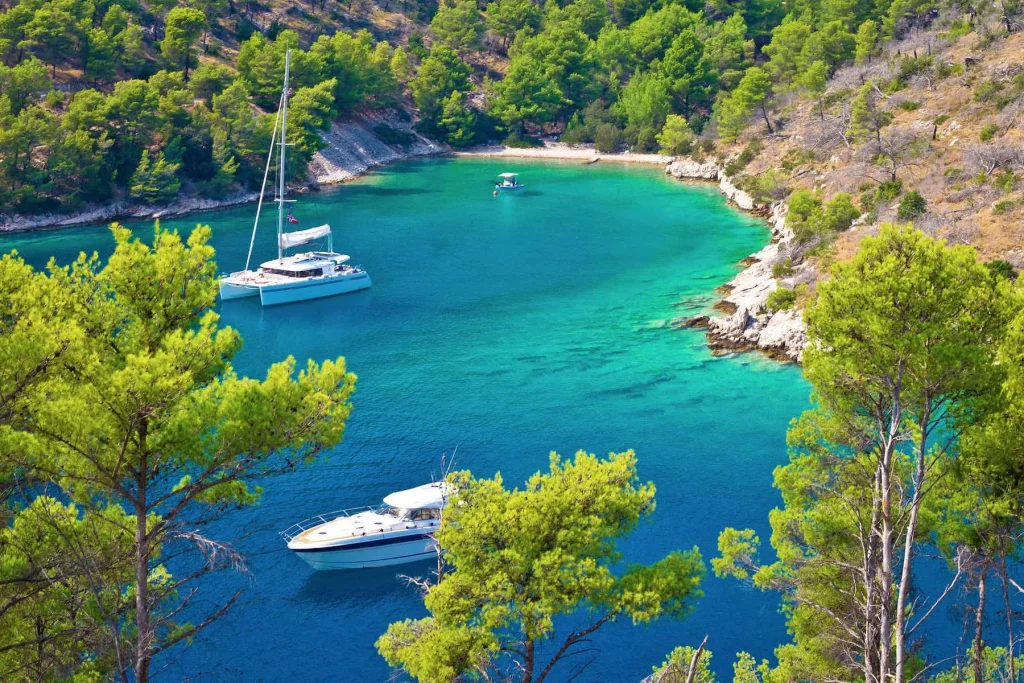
(666, 160, 721, 180)
(757, 309, 807, 362)
(718, 175, 757, 211)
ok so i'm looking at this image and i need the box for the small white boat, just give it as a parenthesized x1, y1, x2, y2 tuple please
(495, 172, 523, 190)
(219, 49, 371, 306)
(281, 483, 449, 570)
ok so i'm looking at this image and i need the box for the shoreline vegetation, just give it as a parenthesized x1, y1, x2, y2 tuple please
(0, 141, 684, 234)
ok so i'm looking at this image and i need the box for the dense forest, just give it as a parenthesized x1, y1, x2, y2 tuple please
(2, 0, 1020, 215)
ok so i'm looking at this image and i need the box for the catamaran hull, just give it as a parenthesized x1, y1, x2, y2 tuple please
(219, 280, 260, 300)
(291, 533, 437, 570)
(258, 272, 372, 306)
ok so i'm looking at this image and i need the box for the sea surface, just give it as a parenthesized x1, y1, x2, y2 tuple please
(1, 158, 811, 681)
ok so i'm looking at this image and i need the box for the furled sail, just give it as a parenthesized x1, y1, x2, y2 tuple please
(279, 225, 331, 249)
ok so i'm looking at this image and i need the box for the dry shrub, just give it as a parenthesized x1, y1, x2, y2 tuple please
(942, 219, 981, 244)
(998, 96, 1024, 129)
(803, 113, 850, 152)
(965, 143, 1023, 174)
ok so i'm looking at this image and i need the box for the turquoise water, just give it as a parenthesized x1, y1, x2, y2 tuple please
(1, 158, 810, 681)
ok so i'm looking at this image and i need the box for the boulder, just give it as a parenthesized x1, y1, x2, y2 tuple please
(666, 160, 721, 180)
(757, 309, 807, 362)
(719, 175, 757, 211)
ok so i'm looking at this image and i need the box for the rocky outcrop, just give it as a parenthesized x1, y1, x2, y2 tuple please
(308, 110, 447, 184)
(0, 110, 447, 233)
(666, 160, 809, 362)
(718, 174, 757, 211)
(666, 159, 721, 180)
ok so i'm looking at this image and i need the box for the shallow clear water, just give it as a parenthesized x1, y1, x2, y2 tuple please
(2, 158, 811, 681)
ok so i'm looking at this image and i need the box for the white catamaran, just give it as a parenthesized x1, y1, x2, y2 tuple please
(219, 50, 371, 306)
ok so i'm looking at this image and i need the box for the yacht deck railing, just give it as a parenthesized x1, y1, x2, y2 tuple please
(279, 506, 377, 542)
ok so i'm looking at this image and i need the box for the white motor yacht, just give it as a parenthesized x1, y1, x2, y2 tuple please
(495, 172, 523, 190)
(219, 49, 371, 306)
(281, 483, 449, 570)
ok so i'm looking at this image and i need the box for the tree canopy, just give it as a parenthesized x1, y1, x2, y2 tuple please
(0, 224, 356, 682)
(377, 450, 705, 683)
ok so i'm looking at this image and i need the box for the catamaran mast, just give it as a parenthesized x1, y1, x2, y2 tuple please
(277, 49, 291, 261)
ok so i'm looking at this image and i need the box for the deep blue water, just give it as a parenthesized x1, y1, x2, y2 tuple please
(1, 158, 811, 681)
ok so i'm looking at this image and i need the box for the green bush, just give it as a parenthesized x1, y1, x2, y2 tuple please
(974, 80, 1003, 103)
(790, 191, 861, 243)
(996, 169, 1018, 193)
(876, 179, 903, 202)
(503, 133, 543, 148)
(979, 124, 999, 142)
(897, 191, 927, 219)
(938, 20, 972, 41)
(993, 199, 1017, 215)
(898, 100, 922, 111)
(985, 259, 1018, 281)
(656, 115, 695, 155)
(860, 189, 877, 213)
(821, 194, 861, 232)
(724, 140, 761, 176)
(935, 62, 963, 79)
(594, 124, 622, 153)
(766, 287, 797, 312)
(735, 169, 787, 203)
(781, 148, 816, 171)
(788, 189, 822, 223)
(772, 257, 795, 278)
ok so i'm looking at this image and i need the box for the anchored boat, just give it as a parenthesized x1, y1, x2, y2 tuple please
(280, 483, 449, 570)
(495, 172, 523, 190)
(219, 49, 371, 306)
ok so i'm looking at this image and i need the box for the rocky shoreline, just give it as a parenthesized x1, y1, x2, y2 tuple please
(0, 111, 448, 234)
(665, 159, 808, 363)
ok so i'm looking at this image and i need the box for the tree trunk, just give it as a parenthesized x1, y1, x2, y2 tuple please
(894, 408, 930, 683)
(134, 424, 151, 683)
(973, 565, 987, 683)
(864, 467, 883, 683)
(877, 376, 904, 683)
(760, 101, 773, 134)
(523, 639, 534, 683)
(1000, 551, 1015, 683)
(879, 462, 894, 683)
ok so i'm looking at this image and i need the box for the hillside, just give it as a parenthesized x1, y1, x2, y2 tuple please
(735, 22, 1024, 268)
(4, 0, 1019, 222)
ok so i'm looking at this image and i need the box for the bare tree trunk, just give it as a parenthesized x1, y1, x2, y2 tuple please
(878, 374, 904, 683)
(683, 635, 709, 683)
(1000, 551, 1015, 683)
(761, 101, 774, 134)
(973, 565, 987, 683)
(134, 494, 150, 683)
(864, 467, 883, 683)
(895, 407, 931, 683)
(880, 461, 894, 683)
(134, 424, 151, 683)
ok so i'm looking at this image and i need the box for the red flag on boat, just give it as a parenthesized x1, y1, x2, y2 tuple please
(287, 211, 299, 225)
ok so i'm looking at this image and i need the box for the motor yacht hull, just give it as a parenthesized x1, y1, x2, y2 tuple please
(291, 531, 437, 570)
(258, 272, 372, 306)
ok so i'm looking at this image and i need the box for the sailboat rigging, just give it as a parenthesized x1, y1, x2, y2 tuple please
(219, 49, 372, 306)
